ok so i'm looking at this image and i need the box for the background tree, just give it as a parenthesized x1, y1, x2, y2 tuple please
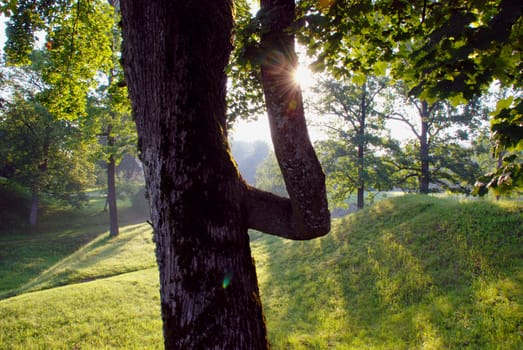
(382, 85, 487, 194)
(0, 58, 95, 226)
(88, 11, 135, 237)
(88, 78, 135, 237)
(2, 0, 124, 232)
(254, 150, 288, 197)
(312, 76, 392, 209)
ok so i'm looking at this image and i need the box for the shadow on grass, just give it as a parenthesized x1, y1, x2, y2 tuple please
(0, 200, 152, 299)
(253, 195, 523, 349)
(4, 222, 155, 298)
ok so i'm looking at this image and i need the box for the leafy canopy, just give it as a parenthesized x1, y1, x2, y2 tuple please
(1, 0, 115, 120)
(294, 0, 522, 194)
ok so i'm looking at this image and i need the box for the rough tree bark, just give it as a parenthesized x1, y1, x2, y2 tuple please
(120, 0, 330, 348)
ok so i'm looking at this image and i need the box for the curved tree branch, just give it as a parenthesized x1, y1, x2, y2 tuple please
(245, 0, 330, 239)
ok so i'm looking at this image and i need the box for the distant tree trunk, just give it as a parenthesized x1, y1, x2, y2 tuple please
(29, 184, 39, 226)
(120, 0, 329, 348)
(419, 101, 430, 194)
(356, 81, 367, 209)
(107, 139, 119, 237)
(495, 150, 504, 200)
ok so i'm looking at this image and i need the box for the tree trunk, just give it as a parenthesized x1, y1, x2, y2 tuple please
(496, 151, 503, 200)
(29, 184, 39, 226)
(121, 1, 267, 348)
(107, 148, 119, 237)
(120, 0, 329, 348)
(356, 81, 367, 209)
(419, 101, 430, 194)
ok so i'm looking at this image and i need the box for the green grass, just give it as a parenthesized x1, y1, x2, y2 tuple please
(0, 269, 162, 349)
(0, 193, 151, 298)
(252, 195, 523, 349)
(1, 194, 522, 349)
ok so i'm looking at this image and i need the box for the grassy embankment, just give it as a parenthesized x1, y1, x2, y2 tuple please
(0, 192, 522, 349)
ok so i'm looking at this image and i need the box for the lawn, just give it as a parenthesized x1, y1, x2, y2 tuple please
(1, 194, 522, 349)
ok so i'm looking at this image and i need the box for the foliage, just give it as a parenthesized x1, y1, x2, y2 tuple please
(89, 81, 135, 166)
(295, 0, 523, 194)
(312, 76, 395, 208)
(1, 195, 522, 348)
(316, 138, 396, 207)
(87, 6, 136, 167)
(474, 92, 523, 196)
(0, 182, 31, 228)
(382, 86, 488, 194)
(226, 0, 266, 126)
(0, 83, 95, 209)
(1, 0, 115, 121)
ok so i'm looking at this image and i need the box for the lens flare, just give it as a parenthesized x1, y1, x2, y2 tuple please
(222, 271, 234, 289)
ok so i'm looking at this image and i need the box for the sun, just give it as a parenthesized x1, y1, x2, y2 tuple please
(293, 64, 314, 90)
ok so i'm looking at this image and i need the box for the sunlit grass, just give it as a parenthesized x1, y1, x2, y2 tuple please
(11, 222, 155, 296)
(0, 269, 162, 350)
(0, 195, 521, 348)
(250, 195, 523, 349)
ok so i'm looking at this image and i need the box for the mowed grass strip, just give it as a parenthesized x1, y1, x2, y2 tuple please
(14, 223, 156, 295)
(1, 222, 156, 299)
(0, 196, 153, 299)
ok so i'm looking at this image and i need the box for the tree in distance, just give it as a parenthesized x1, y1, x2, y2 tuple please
(0, 52, 96, 226)
(311, 76, 394, 209)
(381, 85, 488, 194)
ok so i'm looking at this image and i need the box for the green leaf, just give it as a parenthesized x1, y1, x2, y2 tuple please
(373, 61, 388, 76)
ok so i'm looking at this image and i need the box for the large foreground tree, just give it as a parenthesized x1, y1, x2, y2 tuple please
(120, 0, 329, 348)
(1, 0, 328, 346)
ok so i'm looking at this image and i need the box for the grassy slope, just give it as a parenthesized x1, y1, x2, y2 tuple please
(0, 195, 522, 349)
(254, 195, 523, 349)
(0, 195, 153, 298)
